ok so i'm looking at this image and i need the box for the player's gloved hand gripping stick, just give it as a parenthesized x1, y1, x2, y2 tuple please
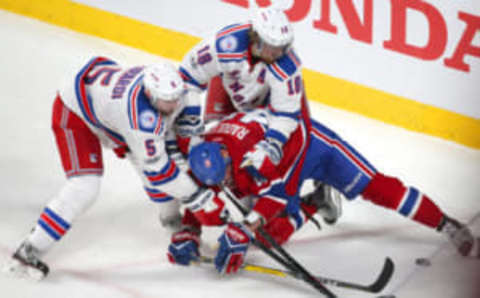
(221, 186, 337, 298)
(181, 185, 394, 295)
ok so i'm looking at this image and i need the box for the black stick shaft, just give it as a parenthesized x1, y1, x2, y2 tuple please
(198, 255, 393, 293)
(222, 186, 336, 298)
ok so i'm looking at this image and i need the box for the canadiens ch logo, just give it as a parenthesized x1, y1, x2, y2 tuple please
(140, 110, 156, 129)
(219, 36, 238, 52)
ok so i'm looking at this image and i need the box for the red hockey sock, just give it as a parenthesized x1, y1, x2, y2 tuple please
(362, 173, 444, 229)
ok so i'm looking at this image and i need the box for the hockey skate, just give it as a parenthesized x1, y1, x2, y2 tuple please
(3, 241, 49, 281)
(303, 181, 343, 225)
(158, 199, 183, 232)
(159, 213, 183, 232)
(438, 216, 480, 258)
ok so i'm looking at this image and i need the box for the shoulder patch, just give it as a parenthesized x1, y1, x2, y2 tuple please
(128, 84, 164, 135)
(216, 23, 251, 62)
(139, 109, 157, 129)
(218, 35, 239, 53)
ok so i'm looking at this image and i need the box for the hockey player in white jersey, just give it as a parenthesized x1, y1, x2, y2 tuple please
(180, 8, 312, 184)
(3, 57, 207, 281)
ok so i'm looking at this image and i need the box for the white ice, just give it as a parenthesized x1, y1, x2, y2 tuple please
(0, 10, 479, 298)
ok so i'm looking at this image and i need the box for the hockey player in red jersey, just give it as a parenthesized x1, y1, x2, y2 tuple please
(167, 109, 479, 274)
(3, 57, 206, 280)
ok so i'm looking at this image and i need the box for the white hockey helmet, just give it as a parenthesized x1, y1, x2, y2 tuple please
(143, 62, 184, 106)
(250, 8, 293, 47)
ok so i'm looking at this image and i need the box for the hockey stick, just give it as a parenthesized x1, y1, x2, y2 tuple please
(222, 186, 336, 298)
(198, 255, 394, 293)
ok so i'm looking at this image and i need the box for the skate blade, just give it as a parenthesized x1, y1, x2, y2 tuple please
(2, 258, 45, 281)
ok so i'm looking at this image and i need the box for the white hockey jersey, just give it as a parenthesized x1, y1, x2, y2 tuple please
(179, 22, 305, 146)
(59, 57, 202, 202)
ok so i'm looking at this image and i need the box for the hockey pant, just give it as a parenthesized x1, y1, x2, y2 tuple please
(203, 76, 236, 122)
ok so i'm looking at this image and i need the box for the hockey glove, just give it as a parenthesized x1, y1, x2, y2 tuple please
(166, 140, 187, 167)
(240, 138, 282, 184)
(182, 188, 229, 226)
(167, 227, 200, 266)
(113, 145, 129, 159)
(256, 201, 320, 247)
(215, 222, 254, 274)
(175, 113, 204, 138)
(257, 214, 301, 247)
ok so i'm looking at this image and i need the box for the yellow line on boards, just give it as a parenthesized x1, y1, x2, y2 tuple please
(0, 0, 200, 61)
(303, 69, 480, 149)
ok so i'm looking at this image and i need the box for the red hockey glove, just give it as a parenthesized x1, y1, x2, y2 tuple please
(256, 203, 318, 247)
(113, 145, 129, 159)
(256, 215, 297, 247)
(182, 188, 230, 226)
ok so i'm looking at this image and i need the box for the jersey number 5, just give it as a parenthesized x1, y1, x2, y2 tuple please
(145, 139, 156, 156)
(85, 67, 120, 86)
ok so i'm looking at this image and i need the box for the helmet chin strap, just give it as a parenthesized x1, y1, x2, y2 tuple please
(251, 40, 263, 58)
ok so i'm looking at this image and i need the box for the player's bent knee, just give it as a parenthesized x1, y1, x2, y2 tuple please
(47, 175, 101, 222)
(361, 173, 406, 210)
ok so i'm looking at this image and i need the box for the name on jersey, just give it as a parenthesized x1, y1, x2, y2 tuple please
(210, 123, 249, 140)
(112, 66, 144, 99)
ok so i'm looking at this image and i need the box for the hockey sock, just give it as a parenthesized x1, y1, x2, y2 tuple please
(27, 176, 101, 253)
(29, 207, 71, 252)
(361, 173, 444, 228)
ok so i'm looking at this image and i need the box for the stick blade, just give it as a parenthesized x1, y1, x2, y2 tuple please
(368, 257, 395, 293)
